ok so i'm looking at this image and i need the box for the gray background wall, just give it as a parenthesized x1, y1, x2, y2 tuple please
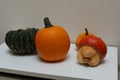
(0, 0, 120, 64)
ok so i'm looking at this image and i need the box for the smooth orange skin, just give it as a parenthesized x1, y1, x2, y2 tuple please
(35, 26, 70, 62)
(76, 32, 94, 50)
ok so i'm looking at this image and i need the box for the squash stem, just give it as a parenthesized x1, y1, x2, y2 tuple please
(85, 28, 88, 35)
(44, 17, 53, 28)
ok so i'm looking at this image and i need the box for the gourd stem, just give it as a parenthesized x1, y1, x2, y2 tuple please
(85, 28, 88, 35)
(44, 17, 53, 28)
(84, 58, 90, 64)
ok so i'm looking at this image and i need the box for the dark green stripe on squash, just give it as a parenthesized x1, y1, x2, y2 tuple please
(5, 28, 38, 55)
(5, 31, 15, 48)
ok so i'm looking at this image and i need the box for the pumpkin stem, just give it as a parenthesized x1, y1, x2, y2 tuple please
(44, 17, 53, 28)
(85, 28, 88, 35)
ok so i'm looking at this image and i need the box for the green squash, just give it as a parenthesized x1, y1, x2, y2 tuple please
(5, 28, 38, 55)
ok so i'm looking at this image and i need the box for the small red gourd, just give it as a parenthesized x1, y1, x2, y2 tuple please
(76, 28, 95, 50)
(77, 30, 107, 66)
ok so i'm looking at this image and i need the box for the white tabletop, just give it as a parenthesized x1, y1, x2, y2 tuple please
(0, 43, 118, 80)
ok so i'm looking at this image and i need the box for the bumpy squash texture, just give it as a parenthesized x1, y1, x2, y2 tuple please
(5, 28, 38, 55)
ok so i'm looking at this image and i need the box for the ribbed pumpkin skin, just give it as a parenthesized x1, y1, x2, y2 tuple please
(5, 28, 38, 55)
(35, 26, 70, 61)
(35, 17, 70, 62)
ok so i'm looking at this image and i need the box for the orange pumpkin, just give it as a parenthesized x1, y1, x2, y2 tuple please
(35, 17, 70, 62)
(75, 28, 94, 50)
